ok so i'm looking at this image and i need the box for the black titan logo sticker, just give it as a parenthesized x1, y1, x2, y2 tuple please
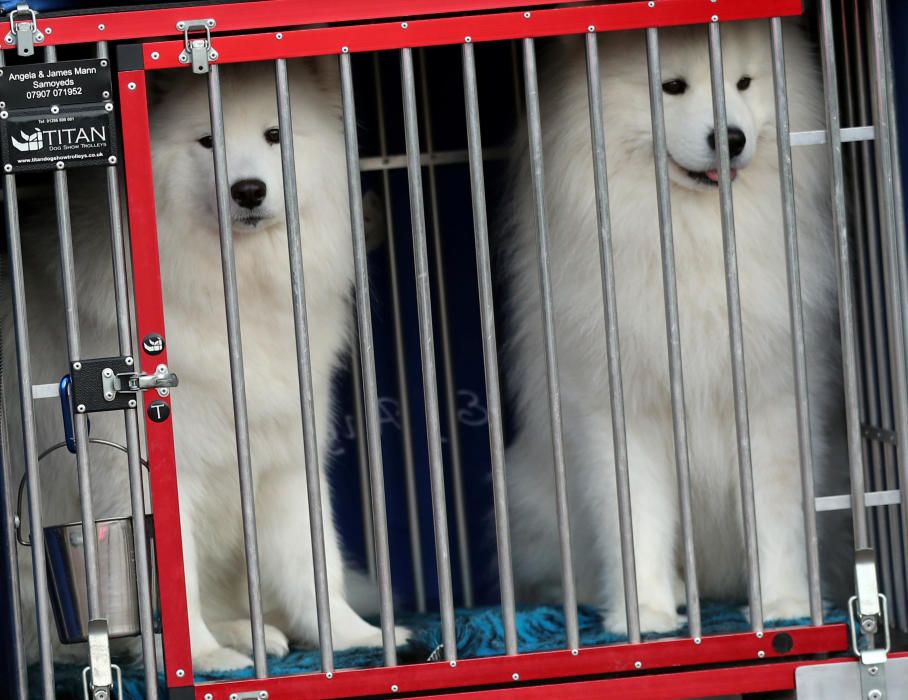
(147, 400, 170, 423)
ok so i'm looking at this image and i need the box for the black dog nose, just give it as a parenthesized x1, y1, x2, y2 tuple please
(707, 127, 747, 158)
(230, 179, 267, 209)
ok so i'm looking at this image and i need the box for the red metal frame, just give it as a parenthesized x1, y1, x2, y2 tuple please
(136, 0, 803, 70)
(119, 68, 194, 688)
(110, 0, 850, 697)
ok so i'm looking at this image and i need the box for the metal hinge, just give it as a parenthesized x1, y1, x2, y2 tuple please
(4, 3, 43, 57)
(849, 548, 891, 700)
(177, 18, 217, 74)
(81, 619, 122, 700)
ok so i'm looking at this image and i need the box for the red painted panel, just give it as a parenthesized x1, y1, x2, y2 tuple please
(118, 68, 195, 687)
(193, 624, 846, 699)
(140, 0, 804, 70)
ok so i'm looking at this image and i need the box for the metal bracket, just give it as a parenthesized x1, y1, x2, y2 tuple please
(848, 548, 890, 699)
(81, 619, 123, 700)
(177, 19, 217, 74)
(230, 693, 269, 700)
(4, 3, 43, 56)
(70, 356, 178, 414)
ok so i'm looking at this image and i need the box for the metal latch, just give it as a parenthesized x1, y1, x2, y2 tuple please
(102, 363, 178, 401)
(4, 3, 43, 56)
(177, 19, 217, 74)
(81, 619, 122, 700)
(849, 548, 890, 700)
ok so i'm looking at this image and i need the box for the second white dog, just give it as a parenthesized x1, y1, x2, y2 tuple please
(503, 20, 841, 633)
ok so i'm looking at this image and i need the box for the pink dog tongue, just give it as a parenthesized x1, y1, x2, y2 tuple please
(706, 168, 737, 182)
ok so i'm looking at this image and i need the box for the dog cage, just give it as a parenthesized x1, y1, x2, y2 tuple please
(0, 0, 907, 698)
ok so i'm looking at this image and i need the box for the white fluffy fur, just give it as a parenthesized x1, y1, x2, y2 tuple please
(7, 60, 401, 671)
(503, 20, 843, 633)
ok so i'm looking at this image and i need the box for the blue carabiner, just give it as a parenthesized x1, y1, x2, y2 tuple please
(59, 376, 89, 454)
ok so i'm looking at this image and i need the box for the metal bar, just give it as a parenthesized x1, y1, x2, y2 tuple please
(400, 46, 457, 658)
(768, 17, 823, 626)
(340, 50, 399, 665)
(869, 0, 908, 604)
(3, 170, 55, 700)
(818, 0, 870, 549)
(816, 490, 902, 512)
(644, 27, 701, 640)
(44, 43, 104, 623)
(97, 38, 158, 697)
(521, 37, 580, 651)
(789, 126, 875, 146)
(350, 342, 376, 580)
(461, 40, 517, 655)
(207, 64, 268, 677)
(359, 148, 509, 174)
(417, 47, 474, 608)
(880, 0, 908, 622)
(707, 22, 762, 630)
(275, 57, 334, 673)
(371, 53, 426, 612)
(583, 30, 641, 643)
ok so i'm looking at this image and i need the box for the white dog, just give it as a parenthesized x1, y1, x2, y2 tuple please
(503, 20, 842, 634)
(7, 59, 401, 671)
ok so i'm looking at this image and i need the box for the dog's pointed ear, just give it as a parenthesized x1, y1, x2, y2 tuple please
(145, 68, 185, 108)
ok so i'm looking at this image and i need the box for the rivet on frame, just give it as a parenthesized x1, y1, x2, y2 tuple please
(450, 660, 457, 668)
(401, 21, 408, 29)
(275, 32, 283, 40)
(711, 14, 719, 22)
(512, 673, 520, 681)
(523, 11, 531, 18)
(571, 648, 579, 656)
(127, 82, 137, 90)
(44, 27, 52, 35)
(108, 156, 117, 165)
(341, 46, 349, 53)
(151, 51, 160, 60)
(694, 637, 702, 645)
(325, 672, 333, 679)
(0, 110, 7, 119)
(465, 36, 472, 43)
(98, 23, 105, 30)
(100, 59, 108, 67)
(55, 161, 64, 170)
(4, 165, 12, 173)
(588, 25, 595, 32)
(204, 695, 213, 700)
(648, 1, 655, 7)
(756, 631, 764, 639)
(634, 661, 643, 670)
(175, 669, 185, 678)
(758, 650, 766, 658)
(391, 685, 399, 693)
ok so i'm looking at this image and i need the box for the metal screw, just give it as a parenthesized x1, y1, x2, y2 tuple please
(98, 23, 106, 30)
(206, 19, 215, 27)
(100, 59, 107, 67)
(177, 21, 186, 30)
(0, 110, 8, 119)
(758, 651, 765, 658)
(108, 156, 117, 165)
(179, 54, 189, 63)
(73, 362, 83, 370)
(258, 693, 268, 700)
(512, 673, 519, 681)
(209, 50, 218, 60)
(125, 357, 134, 366)
(44, 28, 51, 35)
(51, 105, 60, 114)
(869, 666, 879, 676)
(104, 392, 114, 400)
(128, 399, 137, 408)
(391, 685, 399, 693)
(157, 387, 170, 397)
(105, 103, 114, 112)
(128, 82, 137, 90)
(77, 404, 86, 413)
(276, 32, 283, 39)
(151, 51, 160, 59)
(4, 35, 12, 44)
(175, 669, 185, 678)
(102, 91, 110, 98)
(0, 101, 5, 107)
(634, 661, 642, 669)
(868, 691, 883, 700)
(103, 369, 113, 377)
(862, 618, 878, 633)
(94, 690, 108, 700)
(3, 165, 10, 173)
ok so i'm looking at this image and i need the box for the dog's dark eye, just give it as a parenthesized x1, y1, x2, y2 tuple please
(737, 76, 752, 91)
(662, 79, 688, 96)
(265, 127, 281, 145)
(197, 135, 213, 149)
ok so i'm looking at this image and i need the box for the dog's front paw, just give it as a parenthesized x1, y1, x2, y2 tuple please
(193, 645, 254, 673)
(210, 620, 290, 658)
(603, 604, 682, 636)
(763, 596, 810, 623)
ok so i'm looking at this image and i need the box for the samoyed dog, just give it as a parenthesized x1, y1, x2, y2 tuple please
(504, 19, 843, 634)
(7, 59, 402, 671)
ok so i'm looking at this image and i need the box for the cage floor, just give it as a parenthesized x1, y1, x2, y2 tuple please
(32, 601, 847, 699)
